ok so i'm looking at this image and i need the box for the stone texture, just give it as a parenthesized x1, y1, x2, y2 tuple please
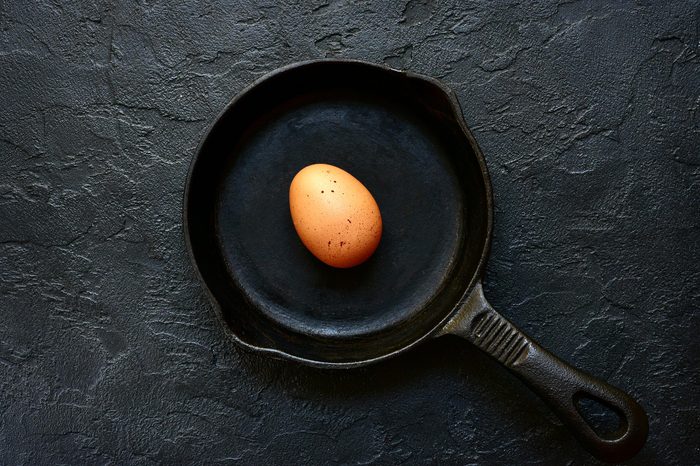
(0, 0, 698, 464)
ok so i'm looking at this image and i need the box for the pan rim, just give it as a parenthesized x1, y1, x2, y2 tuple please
(183, 58, 494, 368)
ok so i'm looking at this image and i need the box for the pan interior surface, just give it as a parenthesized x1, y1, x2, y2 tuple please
(186, 62, 490, 363)
(219, 94, 462, 335)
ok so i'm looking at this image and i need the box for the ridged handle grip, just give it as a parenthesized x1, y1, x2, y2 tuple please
(470, 309, 529, 367)
(445, 283, 648, 463)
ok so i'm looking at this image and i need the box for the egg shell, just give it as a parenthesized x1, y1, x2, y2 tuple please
(289, 163, 382, 268)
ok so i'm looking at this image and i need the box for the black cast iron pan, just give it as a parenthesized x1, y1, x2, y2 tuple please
(184, 60, 648, 462)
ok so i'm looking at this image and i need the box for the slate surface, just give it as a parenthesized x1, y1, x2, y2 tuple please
(1, 1, 698, 464)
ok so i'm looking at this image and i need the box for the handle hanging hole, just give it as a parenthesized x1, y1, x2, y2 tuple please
(573, 392, 627, 440)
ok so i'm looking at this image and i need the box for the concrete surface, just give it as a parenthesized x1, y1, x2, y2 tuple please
(1, 0, 698, 464)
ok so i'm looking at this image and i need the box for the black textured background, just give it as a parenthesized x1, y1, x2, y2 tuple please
(1, 1, 699, 464)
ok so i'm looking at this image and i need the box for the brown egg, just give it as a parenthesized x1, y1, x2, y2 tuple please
(289, 164, 382, 268)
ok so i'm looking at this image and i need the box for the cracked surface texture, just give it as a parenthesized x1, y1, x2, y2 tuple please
(1, 0, 698, 464)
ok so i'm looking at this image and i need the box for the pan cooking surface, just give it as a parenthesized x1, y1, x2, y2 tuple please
(216, 92, 465, 338)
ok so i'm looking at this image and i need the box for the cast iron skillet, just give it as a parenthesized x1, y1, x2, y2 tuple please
(184, 60, 648, 462)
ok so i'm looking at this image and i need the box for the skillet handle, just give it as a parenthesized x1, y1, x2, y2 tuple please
(445, 283, 648, 463)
